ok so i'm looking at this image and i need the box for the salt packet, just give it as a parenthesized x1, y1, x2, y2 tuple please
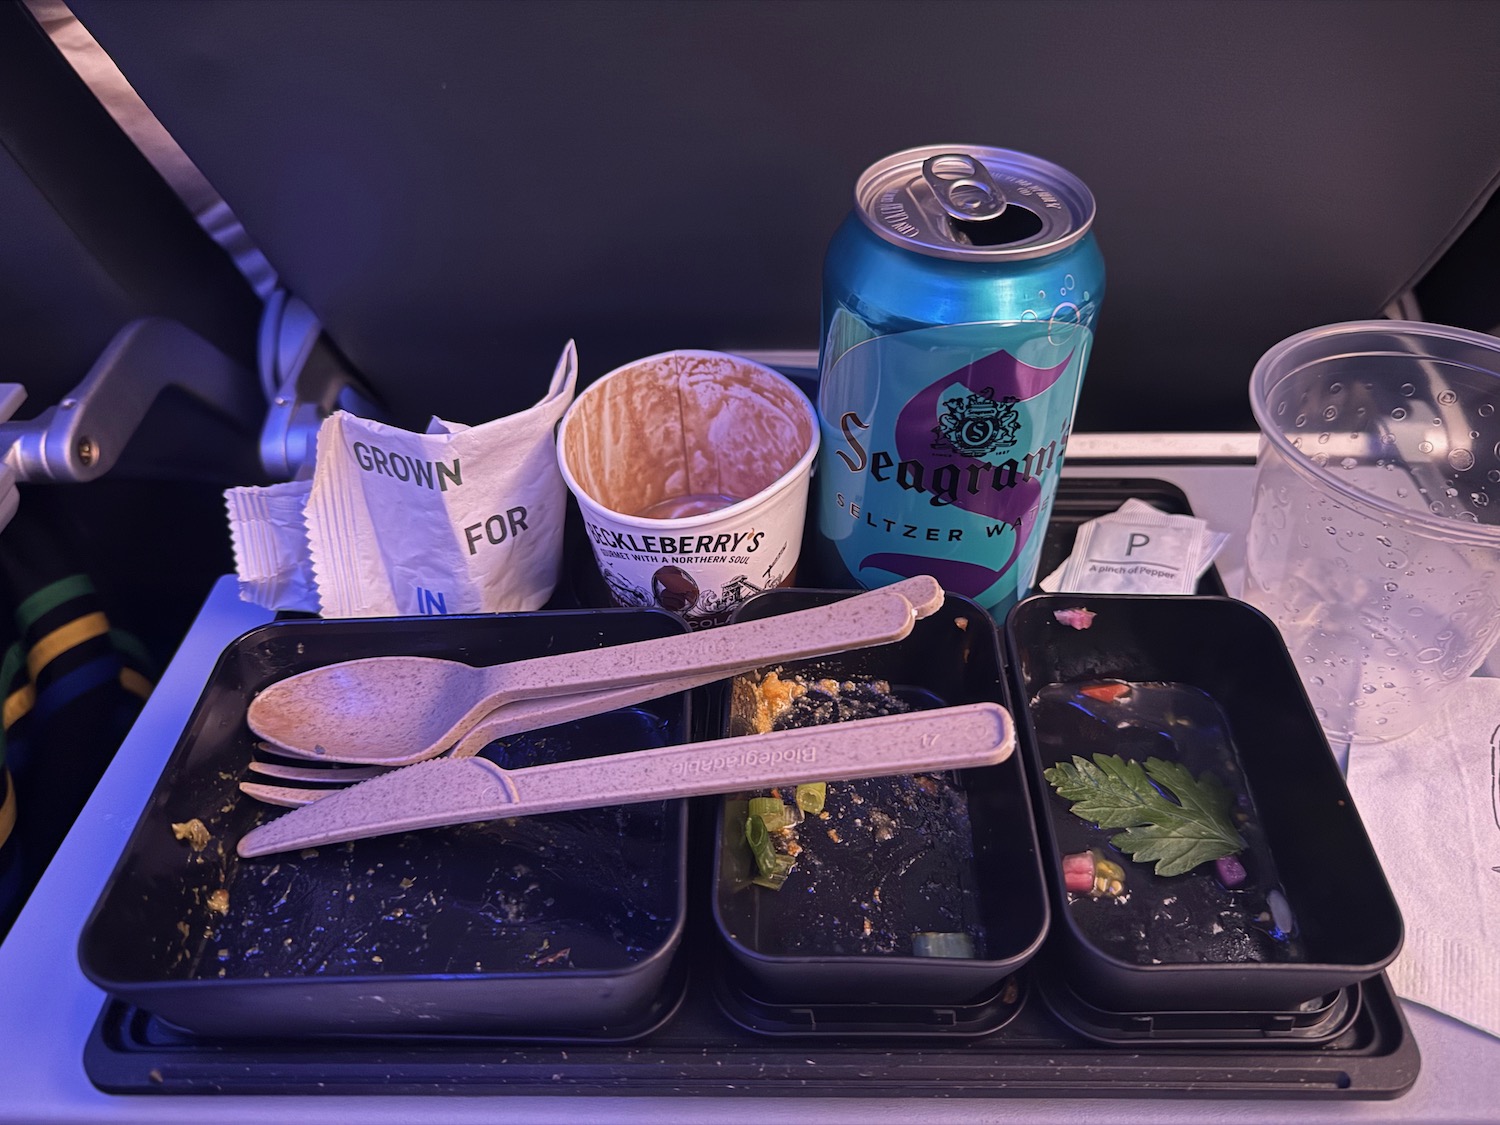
(1041, 498, 1228, 595)
(227, 341, 577, 617)
(224, 478, 319, 613)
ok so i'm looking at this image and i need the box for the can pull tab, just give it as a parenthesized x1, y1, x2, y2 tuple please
(922, 153, 1007, 222)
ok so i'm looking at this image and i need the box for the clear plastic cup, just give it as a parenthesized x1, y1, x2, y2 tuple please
(1244, 321, 1500, 743)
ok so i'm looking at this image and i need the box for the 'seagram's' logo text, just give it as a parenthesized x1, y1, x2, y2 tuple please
(832, 409, 1064, 507)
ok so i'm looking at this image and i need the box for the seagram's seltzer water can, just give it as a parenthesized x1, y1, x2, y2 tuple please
(814, 144, 1104, 620)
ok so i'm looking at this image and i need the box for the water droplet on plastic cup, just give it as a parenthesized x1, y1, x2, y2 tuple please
(1401, 383, 1416, 397)
(1323, 406, 1339, 422)
(1384, 582, 1398, 592)
(1418, 440, 1434, 454)
(1318, 431, 1331, 444)
(1474, 492, 1491, 507)
(1480, 403, 1495, 418)
(1438, 390, 1458, 405)
(1450, 447, 1476, 471)
(1340, 456, 1357, 469)
(1391, 407, 1407, 420)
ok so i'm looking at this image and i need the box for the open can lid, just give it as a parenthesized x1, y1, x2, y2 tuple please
(855, 144, 1096, 262)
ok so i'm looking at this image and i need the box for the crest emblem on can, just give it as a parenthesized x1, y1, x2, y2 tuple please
(933, 388, 1021, 458)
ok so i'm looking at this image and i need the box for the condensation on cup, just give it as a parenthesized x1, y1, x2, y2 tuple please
(1243, 320, 1500, 743)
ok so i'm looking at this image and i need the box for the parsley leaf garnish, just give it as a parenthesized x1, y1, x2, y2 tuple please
(1042, 754, 1246, 878)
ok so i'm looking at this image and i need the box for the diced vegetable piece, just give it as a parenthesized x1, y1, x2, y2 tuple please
(795, 782, 827, 815)
(748, 796, 794, 831)
(1215, 854, 1247, 888)
(1062, 850, 1095, 893)
(1080, 681, 1131, 702)
(745, 813, 796, 885)
(1054, 607, 1096, 630)
(1092, 857, 1126, 898)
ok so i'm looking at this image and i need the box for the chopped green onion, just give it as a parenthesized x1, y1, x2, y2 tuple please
(744, 813, 796, 889)
(745, 811, 768, 849)
(795, 782, 827, 815)
(744, 814, 778, 874)
(748, 796, 794, 831)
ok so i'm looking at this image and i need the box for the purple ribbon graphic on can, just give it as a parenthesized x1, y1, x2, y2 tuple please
(859, 347, 1072, 598)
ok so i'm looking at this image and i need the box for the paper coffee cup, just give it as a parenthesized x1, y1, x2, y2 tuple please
(557, 350, 819, 627)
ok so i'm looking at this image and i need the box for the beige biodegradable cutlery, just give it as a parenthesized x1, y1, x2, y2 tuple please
(236, 700, 1014, 857)
(241, 665, 740, 806)
(245, 575, 945, 767)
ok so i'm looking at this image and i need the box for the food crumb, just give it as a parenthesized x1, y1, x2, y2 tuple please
(827, 828, 841, 843)
(746, 670, 808, 733)
(207, 888, 230, 915)
(171, 818, 211, 851)
(1054, 606, 1096, 630)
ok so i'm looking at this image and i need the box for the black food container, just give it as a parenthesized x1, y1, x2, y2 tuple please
(78, 609, 692, 1039)
(711, 588, 1050, 1005)
(1005, 593, 1403, 1013)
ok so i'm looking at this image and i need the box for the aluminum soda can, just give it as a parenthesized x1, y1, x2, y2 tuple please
(814, 144, 1104, 619)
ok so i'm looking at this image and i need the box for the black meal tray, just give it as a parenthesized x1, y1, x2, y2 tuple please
(82, 478, 1418, 1099)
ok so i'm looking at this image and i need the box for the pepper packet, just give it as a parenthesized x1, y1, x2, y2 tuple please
(1040, 498, 1228, 595)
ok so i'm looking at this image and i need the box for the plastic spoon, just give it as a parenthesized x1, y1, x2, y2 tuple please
(236, 700, 1013, 857)
(245, 576, 944, 766)
(242, 665, 744, 805)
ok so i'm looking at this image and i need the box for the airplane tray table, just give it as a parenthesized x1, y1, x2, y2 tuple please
(9, 446, 1500, 1124)
(77, 475, 1410, 1099)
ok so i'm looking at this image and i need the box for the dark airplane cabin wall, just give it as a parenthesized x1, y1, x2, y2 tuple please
(66, 0, 1500, 434)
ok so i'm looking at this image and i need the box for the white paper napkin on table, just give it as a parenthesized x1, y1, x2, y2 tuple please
(1344, 676, 1500, 1039)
